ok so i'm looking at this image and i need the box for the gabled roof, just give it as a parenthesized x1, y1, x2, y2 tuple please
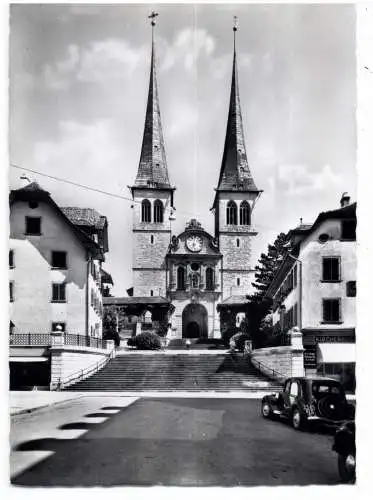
(10, 182, 104, 259)
(132, 30, 173, 192)
(61, 207, 107, 230)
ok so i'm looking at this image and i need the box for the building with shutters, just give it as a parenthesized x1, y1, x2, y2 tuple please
(266, 194, 356, 391)
(9, 182, 111, 338)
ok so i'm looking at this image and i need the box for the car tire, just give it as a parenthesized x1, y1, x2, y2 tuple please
(292, 408, 304, 430)
(261, 401, 273, 419)
(338, 454, 356, 483)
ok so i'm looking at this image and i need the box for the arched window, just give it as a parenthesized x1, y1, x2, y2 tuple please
(236, 238, 240, 248)
(177, 266, 185, 290)
(226, 201, 237, 225)
(141, 199, 151, 223)
(154, 199, 164, 223)
(150, 290, 154, 297)
(206, 268, 214, 290)
(240, 201, 250, 225)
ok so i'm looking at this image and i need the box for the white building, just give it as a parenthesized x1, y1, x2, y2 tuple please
(266, 194, 356, 391)
(9, 181, 110, 338)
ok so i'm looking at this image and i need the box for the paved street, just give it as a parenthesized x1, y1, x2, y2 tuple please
(11, 396, 340, 486)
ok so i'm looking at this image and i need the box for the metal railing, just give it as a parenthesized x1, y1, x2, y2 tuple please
(57, 346, 115, 390)
(9, 333, 51, 346)
(250, 356, 286, 383)
(63, 334, 107, 350)
(9, 333, 107, 349)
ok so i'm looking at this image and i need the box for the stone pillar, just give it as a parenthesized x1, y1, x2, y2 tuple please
(135, 321, 142, 335)
(106, 339, 116, 358)
(50, 325, 65, 390)
(290, 327, 305, 377)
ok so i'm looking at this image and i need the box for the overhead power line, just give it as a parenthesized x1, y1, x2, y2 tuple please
(9, 162, 278, 231)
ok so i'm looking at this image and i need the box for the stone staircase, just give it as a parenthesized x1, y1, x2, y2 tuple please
(66, 352, 282, 392)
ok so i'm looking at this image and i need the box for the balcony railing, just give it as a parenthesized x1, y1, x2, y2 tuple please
(9, 333, 51, 346)
(9, 333, 107, 350)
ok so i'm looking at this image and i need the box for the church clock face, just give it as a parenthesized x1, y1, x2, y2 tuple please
(186, 235, 203, 252)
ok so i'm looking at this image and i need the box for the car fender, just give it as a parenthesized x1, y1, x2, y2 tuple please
(262, 394, 279, 409)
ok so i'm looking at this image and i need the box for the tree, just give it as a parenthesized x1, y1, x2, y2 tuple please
(103, 307, 120, 346)
(250, 232, 289, 301)
(246, 232, 289, 346)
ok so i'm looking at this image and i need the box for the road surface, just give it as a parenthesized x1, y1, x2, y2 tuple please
(11, 396, 340, 486)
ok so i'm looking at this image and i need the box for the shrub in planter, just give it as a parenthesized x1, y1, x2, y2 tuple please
(127, 337, 136, 347)
(131, 331, 162, 350)
(230, 332, 250, 352)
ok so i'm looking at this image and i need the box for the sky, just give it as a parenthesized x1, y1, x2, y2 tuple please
(9, 3, 357, 296)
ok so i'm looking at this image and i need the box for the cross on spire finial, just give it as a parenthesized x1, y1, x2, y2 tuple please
(148, 10, 159, 27)
(233, 15, 238, 32)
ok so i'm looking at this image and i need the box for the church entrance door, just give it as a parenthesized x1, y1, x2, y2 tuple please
(182, 303, 208, 339)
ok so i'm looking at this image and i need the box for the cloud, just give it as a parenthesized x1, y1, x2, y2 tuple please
(32, 120, 123, 185)
(43, 39, 147, 90)
(274, 163, 342, 197)
(161, 28, 216, 72)
(168, 103, 199, 138)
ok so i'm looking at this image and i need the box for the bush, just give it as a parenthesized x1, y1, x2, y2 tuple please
(221, 326, 239, 347)
(230, 332, 250, 351)
(127, 337, 135, 347)
(130, 331, 162, 350)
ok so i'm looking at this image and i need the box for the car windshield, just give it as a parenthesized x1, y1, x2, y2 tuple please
(311, 382, 343, 397)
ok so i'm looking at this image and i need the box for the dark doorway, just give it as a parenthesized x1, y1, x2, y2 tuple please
(182, 303, 208, 338)
(186, 321, 200, 338)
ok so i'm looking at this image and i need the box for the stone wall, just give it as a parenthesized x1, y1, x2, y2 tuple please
(50, 336, 115, 389)
(248, 327, 305, 382)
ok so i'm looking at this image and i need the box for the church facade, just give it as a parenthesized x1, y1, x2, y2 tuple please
(124, 20, 262, 340)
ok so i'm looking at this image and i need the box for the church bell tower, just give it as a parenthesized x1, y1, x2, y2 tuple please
(130, 12, 175, 297)
(212, 18, 262, 300)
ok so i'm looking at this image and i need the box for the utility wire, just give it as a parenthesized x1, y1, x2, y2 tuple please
(10, 162, 279, 231)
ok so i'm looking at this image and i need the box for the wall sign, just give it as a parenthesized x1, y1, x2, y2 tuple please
(304, 346, 317, 368)
(315, 335, 355, 343)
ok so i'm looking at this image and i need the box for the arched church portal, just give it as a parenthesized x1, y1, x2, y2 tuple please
(182, 303, 208, 339)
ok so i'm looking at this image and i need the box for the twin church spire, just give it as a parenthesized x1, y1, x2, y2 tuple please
(133, 14, 258, 196)
(134, 12, 171, 189)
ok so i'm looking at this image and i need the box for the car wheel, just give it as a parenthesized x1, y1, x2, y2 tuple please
(292, 408, 304, 430)
(261, 401, 272, 419)
(338, 454, 356, 483)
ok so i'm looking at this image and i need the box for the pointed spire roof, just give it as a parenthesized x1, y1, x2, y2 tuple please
(215, 20, 259, 195)
(133, 13, 172, 190)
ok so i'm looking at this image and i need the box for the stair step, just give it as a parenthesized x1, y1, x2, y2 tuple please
(65, 353, 280, 392)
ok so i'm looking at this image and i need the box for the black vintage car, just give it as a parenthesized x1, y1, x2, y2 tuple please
(261, 377, 355, 430)
(333, 421, 356, 483)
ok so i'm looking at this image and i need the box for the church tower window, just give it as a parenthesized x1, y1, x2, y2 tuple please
(226, 201, 237, 225)
(177, 266, 186, 290)
(206, 268, 214, 290)
(154, 199, 164, 223)
(239, 201, 250, 225)
(141, 200, 151, 222)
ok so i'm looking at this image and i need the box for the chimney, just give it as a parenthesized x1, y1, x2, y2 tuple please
(20, 174, 32, 188)
(340, 192, 351, 208)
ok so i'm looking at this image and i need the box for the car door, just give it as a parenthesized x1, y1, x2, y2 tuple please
(283, 379, 299, 416)
(282, 379, 292, 416)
